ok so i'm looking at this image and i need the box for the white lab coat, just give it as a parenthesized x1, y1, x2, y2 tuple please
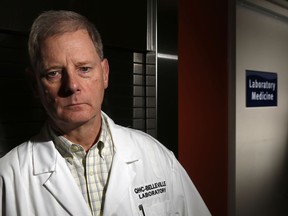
(0, 113, 211, 216)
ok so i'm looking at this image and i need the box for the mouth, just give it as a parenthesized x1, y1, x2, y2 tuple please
(64, 103, 86, 110)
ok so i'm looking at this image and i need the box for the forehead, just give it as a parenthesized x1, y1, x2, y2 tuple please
(36, 31, 102, 74)
(41, 30, 99, 61)
(43, 29, 93, 47)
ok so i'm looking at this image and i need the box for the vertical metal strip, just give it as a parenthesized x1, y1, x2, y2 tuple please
(147, 0, 158, 138)
(147, 0, 157, 52)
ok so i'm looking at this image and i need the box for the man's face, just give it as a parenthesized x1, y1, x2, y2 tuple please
(36, 29, 109, 131)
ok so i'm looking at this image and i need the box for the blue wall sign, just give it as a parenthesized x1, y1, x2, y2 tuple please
(246, 70, 277, 107)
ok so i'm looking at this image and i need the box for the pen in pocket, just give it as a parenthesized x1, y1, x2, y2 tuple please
(139, 204, 146, 216)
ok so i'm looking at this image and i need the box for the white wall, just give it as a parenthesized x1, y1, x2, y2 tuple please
(236, 2, 288, 216)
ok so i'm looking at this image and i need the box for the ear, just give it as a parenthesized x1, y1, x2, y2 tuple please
(101, 58, 109, 89)
(25, 66, 39, 98)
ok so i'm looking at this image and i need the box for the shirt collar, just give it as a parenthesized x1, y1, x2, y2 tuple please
(48, 114, 112, 159)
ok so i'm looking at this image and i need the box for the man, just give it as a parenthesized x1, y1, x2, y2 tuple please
(0, 10, 211, 216)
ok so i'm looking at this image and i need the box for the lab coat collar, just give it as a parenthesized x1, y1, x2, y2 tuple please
(32, 124, 57, 175)
(31, 113, 141, 215)
(102, 111, 140, 163)
(32, 113, 141, 173)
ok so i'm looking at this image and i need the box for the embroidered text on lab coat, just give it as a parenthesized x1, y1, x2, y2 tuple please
(133, 181, 166, 200)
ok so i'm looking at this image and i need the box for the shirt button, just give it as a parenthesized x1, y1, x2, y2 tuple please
(70, 145, 79, 152)
(89, 171, 94, 176)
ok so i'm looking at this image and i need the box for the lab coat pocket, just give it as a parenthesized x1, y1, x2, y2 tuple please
(132, 179, 170, 216)
(138, 201, 171, 216)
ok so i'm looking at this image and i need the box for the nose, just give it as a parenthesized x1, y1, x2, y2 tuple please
(60, 70, 80, 96)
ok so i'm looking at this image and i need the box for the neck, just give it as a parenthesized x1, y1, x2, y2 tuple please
(50, 116, 102, 152)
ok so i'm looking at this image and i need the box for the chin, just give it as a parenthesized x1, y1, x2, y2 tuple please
(64, 113, 97, 124)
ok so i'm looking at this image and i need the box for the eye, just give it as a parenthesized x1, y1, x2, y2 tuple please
(78, 67, 90, 73)
(45, 70, 62, 80)
(77, 66, 92, 77)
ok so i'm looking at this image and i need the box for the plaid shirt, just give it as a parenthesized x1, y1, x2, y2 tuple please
(48, 116, 114, 216)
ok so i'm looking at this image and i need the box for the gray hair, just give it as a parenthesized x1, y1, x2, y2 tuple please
(28, 10, 104, 72)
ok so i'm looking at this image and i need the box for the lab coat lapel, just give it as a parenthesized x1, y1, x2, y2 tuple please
(43, 160, 91, 216)
(103, 152, 136, 215)
(102, 114, 140, 215)
(32, 127, 90, 216)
